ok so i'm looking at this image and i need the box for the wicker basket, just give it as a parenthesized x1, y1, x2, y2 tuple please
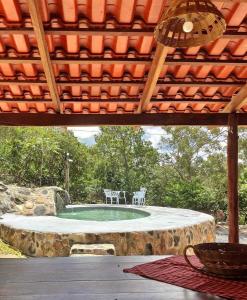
(184, 243, 247, 279)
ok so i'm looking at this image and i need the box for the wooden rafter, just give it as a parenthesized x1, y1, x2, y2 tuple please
(0, 27, 245, 39)
(137, 44, 169, 113)
(0, 56, 247, 67)
(0, 97, 230, 104)
(27, 0, 60, 112)
(223, 83, 247, 113)
(0, 1, 244, 117)
(0, 79, 243, 88)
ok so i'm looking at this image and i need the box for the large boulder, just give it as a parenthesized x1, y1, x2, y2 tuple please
(0, 182, 69, 216)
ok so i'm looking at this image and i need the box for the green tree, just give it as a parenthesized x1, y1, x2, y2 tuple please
(1, 124, 246, 220)
(0, 127, 90, 200)
(238, 129, 247, 221)
(148, 127, 228, 213)
(92, 126, 159, 201)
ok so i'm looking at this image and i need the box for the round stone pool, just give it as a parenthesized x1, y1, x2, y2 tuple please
(0, 205, 215, 257)
(57, 206, 150, 221)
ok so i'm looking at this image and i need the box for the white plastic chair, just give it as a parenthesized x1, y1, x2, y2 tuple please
(104, 189, 112, 204)
(140, 187, 147, 193)
(132, 191, 140, 205)
(111, 191, 121, 204)
(132, 188, 146, 206)
(121, 191, 127, 204)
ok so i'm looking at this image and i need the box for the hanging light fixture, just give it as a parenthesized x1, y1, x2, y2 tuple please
(154, 0, 226, 48)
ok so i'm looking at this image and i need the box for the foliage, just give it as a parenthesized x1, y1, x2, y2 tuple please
(0, 239, 24, 257)
(0, 125, 246, 222)
(92, 127, 159, 201)
(239, 170, 247, 223)
(147, 127, 228, 213)
(0, 127, 89, 200)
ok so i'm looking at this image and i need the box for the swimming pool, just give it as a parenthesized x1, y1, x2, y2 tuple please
(0, 205, 215, 256)
(57, 206, 150, 221)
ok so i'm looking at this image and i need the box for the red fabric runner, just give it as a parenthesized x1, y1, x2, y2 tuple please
(123, 256, 247, 300)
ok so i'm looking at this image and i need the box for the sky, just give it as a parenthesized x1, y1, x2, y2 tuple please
(68, 126, 165, 148)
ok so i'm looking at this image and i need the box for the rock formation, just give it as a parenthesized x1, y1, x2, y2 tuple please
(0, 182, 69, 216)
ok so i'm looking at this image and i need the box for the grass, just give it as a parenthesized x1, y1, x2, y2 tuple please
(0, 239, 24, 257)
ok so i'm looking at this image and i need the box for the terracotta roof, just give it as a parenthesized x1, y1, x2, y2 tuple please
(0, 0, 246, 116)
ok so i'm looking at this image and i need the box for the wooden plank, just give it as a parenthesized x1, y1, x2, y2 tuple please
(0, 280, 187, 295)
(0, 279, 220, 296)
(0, 262, 141, 273)
(0, 57, 247, 67)
(1, 294, 224, 300)
(0, 256, 168, 265)
(227, 113, 239, 243)
(0, 99, 52, 103)
(0, 58, 42, 64)
(46, 57, 247, 67)
(1, 292, 224, 300)
(2, 113, 247, 126)
(0, 79, 243, 88)
(27, 0, 60, 112)
(0, 27, 244, 39)
(0, 256, 226, 299)
(223, 83, 247, 112)
(0, 266, 140, 282)
(137, 44, 169, 113)
(0, 97, 230, 104)
(0, 111, 244, 127)
(0, 260, 170, 274)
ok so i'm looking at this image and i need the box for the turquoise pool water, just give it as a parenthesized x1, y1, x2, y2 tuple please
(57, 207, 150, 221)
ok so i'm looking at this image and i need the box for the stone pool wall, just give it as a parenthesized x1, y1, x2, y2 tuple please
(0, 220, 215, 257)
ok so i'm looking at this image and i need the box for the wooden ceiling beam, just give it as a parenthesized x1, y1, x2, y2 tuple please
(1, 113, 247, 127)
(0, 97, 230, 104)
(0, 79, 242, 88)
(137, 44, 169, 113)
(223, 83, 247, 112)
(0, 57, 246, 67)
(0, 28, 244, 39)
(27, 0, 60, 112)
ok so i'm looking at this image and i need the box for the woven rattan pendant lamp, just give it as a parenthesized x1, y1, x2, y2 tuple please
(154, 0, 226, 48)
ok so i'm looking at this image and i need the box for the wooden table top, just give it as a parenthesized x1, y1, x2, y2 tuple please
(0, 256, 225, 300)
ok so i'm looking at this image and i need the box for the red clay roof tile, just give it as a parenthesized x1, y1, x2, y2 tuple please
(0, 0, 245, 114)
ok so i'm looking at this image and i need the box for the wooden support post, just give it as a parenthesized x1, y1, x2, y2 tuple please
(227, 113, 239, 243)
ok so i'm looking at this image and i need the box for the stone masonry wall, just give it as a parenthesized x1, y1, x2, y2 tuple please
(0, 182, 67, 216)
(0, 220, 215, 257)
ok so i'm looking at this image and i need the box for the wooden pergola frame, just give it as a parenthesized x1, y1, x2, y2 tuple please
(135, 31, 246, 245)
(0, 0, 245, 245)
(1, 112, 247, 127)
(141, 6, 244, 236)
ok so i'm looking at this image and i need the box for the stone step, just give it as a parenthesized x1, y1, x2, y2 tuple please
(70, 244, 116, 256)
